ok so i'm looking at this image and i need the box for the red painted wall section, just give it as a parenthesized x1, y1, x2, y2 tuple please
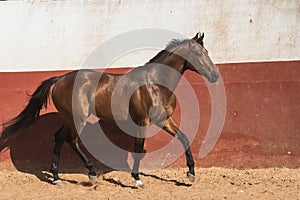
(0, 61, 300, 172)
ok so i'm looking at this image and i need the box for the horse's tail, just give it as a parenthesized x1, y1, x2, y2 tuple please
(0, 76, 59, 150)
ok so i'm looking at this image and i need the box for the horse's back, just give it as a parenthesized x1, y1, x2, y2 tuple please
(52, 70, 102, 114)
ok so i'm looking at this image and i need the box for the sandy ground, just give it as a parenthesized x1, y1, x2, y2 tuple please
(0, 167, 299, 200)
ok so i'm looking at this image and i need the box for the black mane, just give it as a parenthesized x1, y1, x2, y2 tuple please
(148, 39, 190, 63)
(148, 37, 204, 63)
(165, 39, 190, 51)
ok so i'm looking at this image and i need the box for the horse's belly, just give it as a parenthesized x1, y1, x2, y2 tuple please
(94, 99, 129, 121)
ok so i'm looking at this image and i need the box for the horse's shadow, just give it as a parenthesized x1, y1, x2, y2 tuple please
(5, 112, 134, 184)
(3, 112, 190, 188)
(101, 172, 191, 188)
(140, 172, 192, 187)
(102, 177, 137, 189)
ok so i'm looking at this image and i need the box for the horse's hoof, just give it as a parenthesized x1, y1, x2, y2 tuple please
(135, 180, 145, 189)
(187, 172, 195, 183)
(52, 179, 63, 186)
(88, 174, 97, 183)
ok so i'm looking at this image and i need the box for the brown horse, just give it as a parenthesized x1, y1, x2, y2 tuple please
(1, 32, 219, 188)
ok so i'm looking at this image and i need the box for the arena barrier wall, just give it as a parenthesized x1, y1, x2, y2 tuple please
(1, 60, 299, 173)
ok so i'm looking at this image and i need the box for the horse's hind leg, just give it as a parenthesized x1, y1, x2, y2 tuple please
(50, 125, 68, 185)
(65, 131, 97, 182)
(62, 92, 97, 182)
(159, 117, 195, 182)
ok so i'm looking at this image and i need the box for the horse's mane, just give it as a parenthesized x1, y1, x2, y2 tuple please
(148, 39, 191, 63)
(165, 39, 190, 51)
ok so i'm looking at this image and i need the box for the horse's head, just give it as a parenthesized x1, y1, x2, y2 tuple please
(183, 32, 219, 83)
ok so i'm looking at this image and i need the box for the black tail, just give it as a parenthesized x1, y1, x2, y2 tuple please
(0, 76, 59, 150)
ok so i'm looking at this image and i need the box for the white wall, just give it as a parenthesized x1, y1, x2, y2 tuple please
(0, 0, 299, 72)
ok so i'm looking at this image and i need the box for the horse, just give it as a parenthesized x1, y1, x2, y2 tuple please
(1, 32, 219, 188)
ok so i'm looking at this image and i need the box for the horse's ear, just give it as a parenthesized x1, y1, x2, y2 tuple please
(197, 32, 204, 45)
(200, 32, 204, 40)
(197, 33, 204, 41)
(193, 32, 200, 40)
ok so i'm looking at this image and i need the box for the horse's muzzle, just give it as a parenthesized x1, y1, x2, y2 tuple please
(208, 71, 219, 83)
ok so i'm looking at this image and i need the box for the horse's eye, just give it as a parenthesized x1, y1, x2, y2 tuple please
(195, 51, 202, 56)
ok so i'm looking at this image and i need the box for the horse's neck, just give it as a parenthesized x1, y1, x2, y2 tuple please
(148, 48, 186, 74)
(148, 53, 186, 91)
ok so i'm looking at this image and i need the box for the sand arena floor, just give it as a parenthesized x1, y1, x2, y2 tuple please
(0, 167, 299, 199)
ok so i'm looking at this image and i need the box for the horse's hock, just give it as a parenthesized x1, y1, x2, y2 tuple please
(1, 60, 300, 171)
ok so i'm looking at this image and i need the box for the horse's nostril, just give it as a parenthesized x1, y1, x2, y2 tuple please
(212, 72, 218, 79)
(214, 73, 219, 80)
(210, 72, 219, 83)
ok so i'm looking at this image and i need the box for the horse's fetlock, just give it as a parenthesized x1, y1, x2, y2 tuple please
(131, 172, 139, 181)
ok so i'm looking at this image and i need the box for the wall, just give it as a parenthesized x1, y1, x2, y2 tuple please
(0, 1, 299, 172)
(0, 0, 299, 71)
(1, 61, 300, 172)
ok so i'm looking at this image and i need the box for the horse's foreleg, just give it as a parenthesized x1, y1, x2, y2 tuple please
(176, 131, 195, 182)
(66, 132, 97, 182)
(131, 127, 146, 188)
(160, 117, 195, 182)
(50, 125, 68, 185)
